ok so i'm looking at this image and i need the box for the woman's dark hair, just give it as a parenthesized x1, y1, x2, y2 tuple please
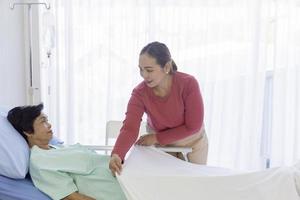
(7, 103, 44, 143)
(140, 41, 178, 74)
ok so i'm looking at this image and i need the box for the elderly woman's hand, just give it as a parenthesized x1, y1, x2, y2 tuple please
(109, 154, 122, 176)
(135, 133, 158, 146)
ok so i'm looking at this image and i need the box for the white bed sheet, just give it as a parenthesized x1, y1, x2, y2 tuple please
(117, 146, 300, 200)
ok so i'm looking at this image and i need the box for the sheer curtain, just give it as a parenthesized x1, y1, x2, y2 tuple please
(269, 0, 300, 167)
(39, 0, 299, 170)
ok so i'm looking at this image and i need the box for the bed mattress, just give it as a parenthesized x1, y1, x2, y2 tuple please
(0, 174, 51, 200)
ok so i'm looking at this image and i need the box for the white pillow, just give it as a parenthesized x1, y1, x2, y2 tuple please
(0, 106, 9, 116)
(0, 108, 30, 179)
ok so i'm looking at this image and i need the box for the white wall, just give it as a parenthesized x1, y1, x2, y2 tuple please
(0, 0, 26, 107)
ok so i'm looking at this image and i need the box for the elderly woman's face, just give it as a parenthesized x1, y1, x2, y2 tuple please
(138, 54, 169, 88)
(31, 113, 53, 145)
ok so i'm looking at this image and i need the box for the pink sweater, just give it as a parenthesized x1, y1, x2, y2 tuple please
(112, 72, 204, 160)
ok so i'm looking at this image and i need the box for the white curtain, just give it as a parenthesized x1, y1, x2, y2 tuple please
(269, 0, 300, 167)
(39, 0, 299, 170)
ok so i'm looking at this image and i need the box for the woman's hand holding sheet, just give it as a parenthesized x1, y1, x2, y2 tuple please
(109, 154, 122, 176)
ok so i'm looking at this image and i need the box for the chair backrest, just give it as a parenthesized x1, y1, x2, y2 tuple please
(105, 120, 147, 145)
(105, 120, 192, 161)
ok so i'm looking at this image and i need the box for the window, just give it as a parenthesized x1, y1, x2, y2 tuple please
(38, 0, 300, 169)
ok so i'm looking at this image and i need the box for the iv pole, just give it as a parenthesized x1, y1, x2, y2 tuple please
(10, 2, 50, 104)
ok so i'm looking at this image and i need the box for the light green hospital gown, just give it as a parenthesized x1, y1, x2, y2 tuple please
(29, 144, 126, 200)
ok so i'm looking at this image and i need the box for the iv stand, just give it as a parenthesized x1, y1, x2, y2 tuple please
(10, 2, 50, 104)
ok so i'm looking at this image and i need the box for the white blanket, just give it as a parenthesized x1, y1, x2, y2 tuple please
(117, 146, 300, 200)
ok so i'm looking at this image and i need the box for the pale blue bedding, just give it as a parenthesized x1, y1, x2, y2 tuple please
(0, 174, 51, 200)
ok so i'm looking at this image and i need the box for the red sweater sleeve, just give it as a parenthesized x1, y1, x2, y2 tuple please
(111, 88, 144, 160)
(156, 76, 204, 145)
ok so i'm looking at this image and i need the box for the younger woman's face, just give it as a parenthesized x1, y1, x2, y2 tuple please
(138, 53, 169, 88)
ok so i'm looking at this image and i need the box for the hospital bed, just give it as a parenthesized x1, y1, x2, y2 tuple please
(1, 146, 300, 200)
(1, 106, 299, 199)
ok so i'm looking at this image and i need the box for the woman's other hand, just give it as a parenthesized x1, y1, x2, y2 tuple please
(136, 133, 158, 146)
(109, 154, 122, 176)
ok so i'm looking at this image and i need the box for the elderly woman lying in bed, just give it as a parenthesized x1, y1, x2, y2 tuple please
(7, 103, 126, 200)
(7, 103, 300, 200)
